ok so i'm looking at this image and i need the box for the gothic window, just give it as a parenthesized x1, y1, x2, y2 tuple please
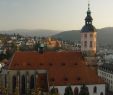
(74, 87, 79, 95)
(90, 41, 92, 47)
(30, 75, 35, 90)
(12, 75, 16, 93)
(21, 75, 26, 94)
(84, 41, 87, 47)
(93, 86, 97, 93)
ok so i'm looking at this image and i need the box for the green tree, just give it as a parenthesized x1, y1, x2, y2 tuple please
(79, 84, 89, 95)
(64, 86, 73, 95)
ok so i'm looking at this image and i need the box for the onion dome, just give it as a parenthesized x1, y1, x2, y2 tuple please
(81, 2, 96, 32)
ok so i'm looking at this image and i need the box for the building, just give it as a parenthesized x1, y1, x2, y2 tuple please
(0, 1, 105, 95)
(80, 2, 97, 66)
(0, 51, 105, 95)
(98, 63, 113, 92)
(81, 2, 96, 57)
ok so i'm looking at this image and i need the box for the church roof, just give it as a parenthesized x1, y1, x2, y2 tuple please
(8, 51, 104, 85)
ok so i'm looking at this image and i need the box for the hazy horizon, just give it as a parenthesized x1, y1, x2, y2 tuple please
(0, 0, 113, 30)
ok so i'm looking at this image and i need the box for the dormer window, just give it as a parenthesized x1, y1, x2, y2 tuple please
(50, 78, 55, 82)
(49, 63, 53, 66)
(61, 63, 66, 66)
(74, 62, 78, 65)
(40, 63, 43, 66)
(76, 77, 81, 81)
(64, 77, 68, 81)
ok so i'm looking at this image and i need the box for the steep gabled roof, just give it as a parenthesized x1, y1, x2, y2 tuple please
(8, 51, 104, 85)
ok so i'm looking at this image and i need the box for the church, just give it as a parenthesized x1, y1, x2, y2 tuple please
(0, 2, 105, 95)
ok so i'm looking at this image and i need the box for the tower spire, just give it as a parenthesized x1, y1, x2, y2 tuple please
(88, 0, 90, 11)
(85, 0, 92, 25)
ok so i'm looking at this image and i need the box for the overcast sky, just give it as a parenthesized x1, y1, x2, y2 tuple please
(0, 0, 113, 31)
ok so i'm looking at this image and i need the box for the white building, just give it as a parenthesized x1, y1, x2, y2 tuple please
(98, 63, 113, 92)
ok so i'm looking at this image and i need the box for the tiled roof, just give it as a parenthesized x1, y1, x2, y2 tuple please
(9, 51, 104, 85)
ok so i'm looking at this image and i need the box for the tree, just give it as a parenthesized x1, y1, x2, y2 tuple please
(64, 86, 73, 95)
(79, 84, 89, 95)
(50, 87, 59, 95)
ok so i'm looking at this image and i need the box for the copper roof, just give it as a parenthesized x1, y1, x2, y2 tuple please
(9, 51, 104, 85)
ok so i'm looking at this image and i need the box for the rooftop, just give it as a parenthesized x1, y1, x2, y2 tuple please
(9, 51, 104, 86)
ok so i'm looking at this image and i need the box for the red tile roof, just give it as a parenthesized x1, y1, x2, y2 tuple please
(9, 51, 104, 85)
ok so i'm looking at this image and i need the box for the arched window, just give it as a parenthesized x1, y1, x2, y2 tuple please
(74, 87, 79, 95)
(30, 75, 35, 89)
(100, 92, 103, 95)
(93, 86, 97, 93)
(21, 75, 26, 94)
(12, 76, 16, 93)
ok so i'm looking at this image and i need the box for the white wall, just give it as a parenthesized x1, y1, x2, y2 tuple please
(50, 84, 105, 95)
(81, 32, 96, 53)
(98, 69, 113, 92)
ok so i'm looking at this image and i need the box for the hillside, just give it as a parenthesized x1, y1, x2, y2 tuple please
(0, 29, 59, 37)
(54, 27, 113, 47)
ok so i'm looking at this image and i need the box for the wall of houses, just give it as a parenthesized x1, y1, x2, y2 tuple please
(98, 69, 113, 92)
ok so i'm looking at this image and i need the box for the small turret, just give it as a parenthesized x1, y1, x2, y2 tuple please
(81, 0, 97, 57)
(39, 43, 44, 54)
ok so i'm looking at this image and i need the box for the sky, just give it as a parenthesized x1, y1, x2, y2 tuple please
(0, 0, 113, 31)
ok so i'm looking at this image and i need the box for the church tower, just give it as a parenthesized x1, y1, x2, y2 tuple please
(81, 1, 96, 57)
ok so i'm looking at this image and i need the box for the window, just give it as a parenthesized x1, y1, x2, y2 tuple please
(21, 75, 26, 94)
(64, 77, 68, 81)
(90, 41, 92, 48)
(12, 76, 16, 93)
(30, 75, 35, 90)
(84, 41, 87, 47)
(84, 34, 87, 38)
(93, 86, 97, 93)
(74, 87, 79, 95)
(90, 34, 92, 37)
